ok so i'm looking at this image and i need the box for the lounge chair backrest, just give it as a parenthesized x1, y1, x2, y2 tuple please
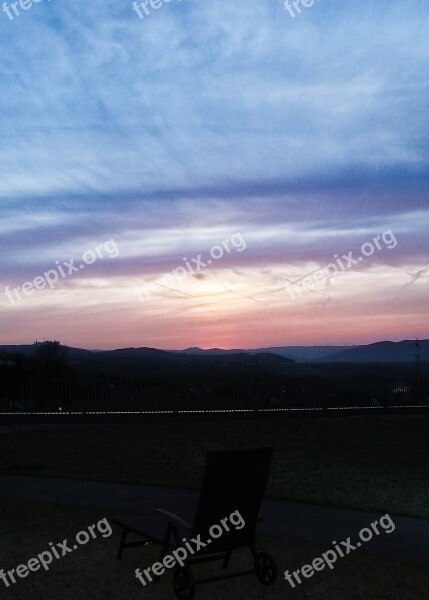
(192, 446, 273, 550)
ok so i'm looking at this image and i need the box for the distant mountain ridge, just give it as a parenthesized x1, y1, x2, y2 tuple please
(0, 344, 293, 378)
(171, 341, 428, 363)
(0, 339, 427, 364)
(317, 340, 429, 363)
(171, 346, 354, 361)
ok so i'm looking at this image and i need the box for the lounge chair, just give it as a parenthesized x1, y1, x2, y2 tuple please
(112, 446, 277, 598)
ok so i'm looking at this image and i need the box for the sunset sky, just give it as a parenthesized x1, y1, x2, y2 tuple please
(0, 0, 428, 349)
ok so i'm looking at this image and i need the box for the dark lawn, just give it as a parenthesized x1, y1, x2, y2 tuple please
(1, 416, 428, 518)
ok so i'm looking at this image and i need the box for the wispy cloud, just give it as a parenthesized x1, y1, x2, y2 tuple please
(0, 0, 428, 346)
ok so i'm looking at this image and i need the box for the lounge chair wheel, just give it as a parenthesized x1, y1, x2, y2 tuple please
(254, 551, 277, 585)
(174, 566, 195, 600)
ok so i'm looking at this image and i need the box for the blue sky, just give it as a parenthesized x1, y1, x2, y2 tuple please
(0, 0, 428, 348)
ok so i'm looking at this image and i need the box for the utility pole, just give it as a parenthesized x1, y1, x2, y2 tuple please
(413, 338, 423, 404)
(415, 339, 422, 384)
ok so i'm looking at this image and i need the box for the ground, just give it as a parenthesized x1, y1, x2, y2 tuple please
(1, 416, 428, 518)
(0, 497, 428, 600)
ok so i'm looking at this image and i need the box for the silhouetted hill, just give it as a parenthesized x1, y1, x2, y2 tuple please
(173, 346, 353, 361)
(174, 347, 241, 356)
(1, 340, 426, 376)
(0, 345, 36, 357)
(77, 348, 293, 378)
(249, 346, 354, 361)
(318, 340, 429, 363)
(0, 345, 92, 360)
(174, 341, 427, 364)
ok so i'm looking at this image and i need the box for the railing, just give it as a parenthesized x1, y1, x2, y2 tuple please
(0, 379, 427, 417)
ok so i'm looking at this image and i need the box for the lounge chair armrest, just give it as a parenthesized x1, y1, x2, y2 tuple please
(154, 509, 193, 529)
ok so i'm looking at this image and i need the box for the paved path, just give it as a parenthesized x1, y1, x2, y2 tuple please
(0, 474, 428, 564)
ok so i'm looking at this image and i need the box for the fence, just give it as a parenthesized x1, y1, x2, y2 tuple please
(0, 379, 427, 417)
